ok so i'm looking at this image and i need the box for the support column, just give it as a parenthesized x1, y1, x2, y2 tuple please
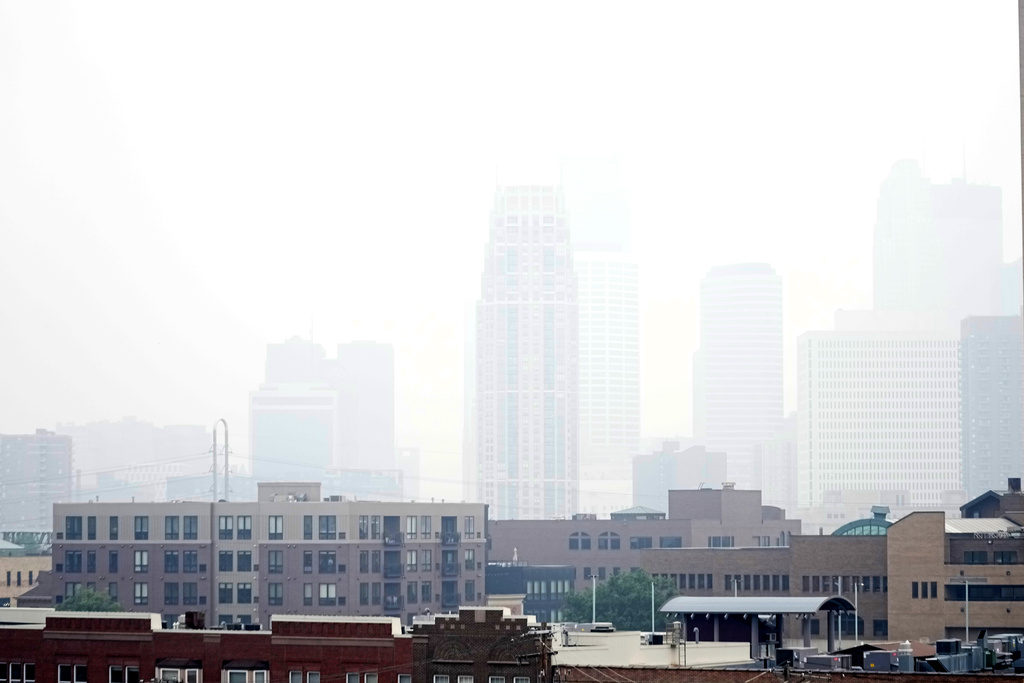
(751, 615, 760, 661)
(802, 615, 811, 647)
(826, 611, 835, 653)
(714, 614, 720, 642)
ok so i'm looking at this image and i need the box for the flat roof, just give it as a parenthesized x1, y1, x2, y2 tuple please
(660, 596, 855, 614)
(945, 518, 1022, 534)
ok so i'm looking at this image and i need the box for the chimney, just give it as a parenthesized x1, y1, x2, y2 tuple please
(1009, 478, 1021, 493)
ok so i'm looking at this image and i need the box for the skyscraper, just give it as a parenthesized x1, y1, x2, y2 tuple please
(797, 312, 961, 509)
(0, 429, 72, 531)
(562, 157, 640, 513)
(874, 161, 1003, 328)
(694, 263, 783, 489)
(961, 315, 1024, 499)
(475, 185, 579, 519)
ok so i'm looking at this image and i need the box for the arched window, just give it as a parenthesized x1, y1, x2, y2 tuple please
(569, 532, 591, 551)
(598, 532, 620, 550)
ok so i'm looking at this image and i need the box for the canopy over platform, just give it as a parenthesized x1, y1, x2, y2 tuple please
(660, 595, 855, 615)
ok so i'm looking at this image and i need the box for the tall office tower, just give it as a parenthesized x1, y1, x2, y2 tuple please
(632, 442, 727, 513)
(0, 429, 72, 531)
(694, 264, 783, 489)
(562, 158, 639, 516)
(874, 161, 1003, 328)
(797, 312, 962, 510)
(753, 412, 797, 515)
(961, 316, 1024, 499)
(329, 342, 396, 469)
(475, 185, 579, 520)
(574, 252, 640, 468)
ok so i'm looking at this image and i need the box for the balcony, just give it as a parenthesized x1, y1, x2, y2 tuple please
(440, 531, 461, 546)
(383, 563, 404, 579)
(384, 595, 404, 611)
(383, 531, 404, 546)
(441, 592, 460, 608)
(441, 563, 460, 577)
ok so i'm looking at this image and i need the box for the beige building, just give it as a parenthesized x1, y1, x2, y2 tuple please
(0, 555, 50, 606)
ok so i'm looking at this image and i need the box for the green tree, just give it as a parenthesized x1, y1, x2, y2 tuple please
(563, 570, 677, 631)
(56, 588, 123, 612)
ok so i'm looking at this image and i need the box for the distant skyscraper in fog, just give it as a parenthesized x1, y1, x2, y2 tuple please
(797, 312, 961, 509)
(874, 161, 1003, 328)
(0, 429, 72, 531)
(961, 315, 1024, 500)
(694, 264, 783, 489)
(562, 158, 639, 514)
(475, 185, 579, 519)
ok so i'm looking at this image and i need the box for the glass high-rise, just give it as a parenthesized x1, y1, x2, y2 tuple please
(475, 186, 579, 520)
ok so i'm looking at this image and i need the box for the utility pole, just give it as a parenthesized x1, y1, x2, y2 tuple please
(591, 574, 597, 624)
(212, 419, 229, 502)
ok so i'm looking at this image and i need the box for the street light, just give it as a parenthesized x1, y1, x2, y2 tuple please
(591, 574, 597, 624)
(950, 576, 988, 642)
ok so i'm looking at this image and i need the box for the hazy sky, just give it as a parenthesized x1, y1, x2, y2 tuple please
(1, 2, 1020, 499)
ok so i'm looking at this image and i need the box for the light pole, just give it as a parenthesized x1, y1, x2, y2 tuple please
(949, 576, 987, 642)
(591, 574, 597, 624)
(651, 582, 655, 634)
(854, 580, 859, 644)
(731, 577, 739, 597)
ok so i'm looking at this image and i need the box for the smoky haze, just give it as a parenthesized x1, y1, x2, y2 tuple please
(0, 2, 1019, 506)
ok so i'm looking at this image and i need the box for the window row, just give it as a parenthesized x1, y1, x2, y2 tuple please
(911, 581, 938, 599)
(724, 574, 790, 592)
(801, 575, 887, 593)
(569, 532, 678, 550)
(4, 570, 34, 587)
(0, 663, 36, 683)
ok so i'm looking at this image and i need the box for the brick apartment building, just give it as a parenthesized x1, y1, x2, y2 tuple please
(0, 610, 413, 683)
(50, 482, 488, 626)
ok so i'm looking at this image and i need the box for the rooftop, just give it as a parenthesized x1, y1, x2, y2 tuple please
(660, 596, 855, 615)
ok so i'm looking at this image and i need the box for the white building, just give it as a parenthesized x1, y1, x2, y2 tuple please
(475, 185, 579, 519)
(796, 311, 962, 510)
(694, 263, 783, 489)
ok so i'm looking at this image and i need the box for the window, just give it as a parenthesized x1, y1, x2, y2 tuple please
(708, 536, 734, 548)
(183, 551, 198, 573)
(134, 516, 149, 540)
(228, 674, 246, 683)
(134, 550, 149, 573)
(268, 515, 284, 540)
(372, 582, 381, 604)
(359, 516, 369, 540)
(183, 515, 198, 540)
(630, 536, 652, 550)
(930, 581, 937, 599)
(365, 676, 377, 683)
(659, 536, 683, 549)
(183, 582, 198, 605)
(465, 516, 475, 537)
(465, 579, 476, 601)
(218, 516, 233, 540)
(303, 582, 313, 606)
(406, 516, 418, 539)
(219, 551, 234, 572)
(134, 582, 149, 605)
(319, 583, 337, 606)
(434, 678, 449, 683)
(407, 581, 418, 604)
(421, 549, 432, 572)
(421, 515, 432, 537)
(65, 516, 83, 540)
(268, 582, 283, 606)
(996, 551, 1019, 564)
(399, 677, 411, 683)
(237, 550, 252, 572)
(290, 673, 301, 683)
(109, 516, 119, 540)
(319, 551, 337, 574)
(514, 679, 530, 683)
(873, 619, 888, 637)
(165, 582, 179, 605)
(303, 515, 313, 540)
(371, 551, 380, 573)
(964, 551, 988, 565)
(359, 551, 369, 573)
(65, 551, 82, 573)
(304, 551, 314, 574)
(406, 550, 418, 572)
(371, 516, 380, 539)
(598, 532, 620, 550)
(421, 581, 431, 603)
(490, 678, 505, 683)
(912, 581, 919, 599)
(464, 549, 475, 570)
(268, 550, 284, 574)
(87, 516, 97, 540)
(569, 532, 591, 550)
(237, 582, 252, 603)
(456, 677, 470, 683)
(164, 551, 179, 573)
(219, 583, 233, 604)
(237, 516, 252, 540)
(319, 515, 337, 540)
(165, 516, 179, 540)
(109, 582, 118, 600)
(58, 666, 87, 683)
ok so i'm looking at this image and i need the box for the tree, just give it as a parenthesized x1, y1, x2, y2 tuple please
(563, 569, 678, 631)
(56, 588, 123, 612)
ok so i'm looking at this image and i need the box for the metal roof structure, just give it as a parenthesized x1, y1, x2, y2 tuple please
(944, 518, 1023, 534)
(611, 505, 665, 515)
(659, 595, 855, 614)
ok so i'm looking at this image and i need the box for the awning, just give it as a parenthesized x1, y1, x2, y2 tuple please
(660, 595, 855, 614)
(156, 660, 202, 669)
(222, 661, 270, 671)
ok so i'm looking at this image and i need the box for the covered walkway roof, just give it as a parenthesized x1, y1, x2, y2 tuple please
(660, 595, 855, 614)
